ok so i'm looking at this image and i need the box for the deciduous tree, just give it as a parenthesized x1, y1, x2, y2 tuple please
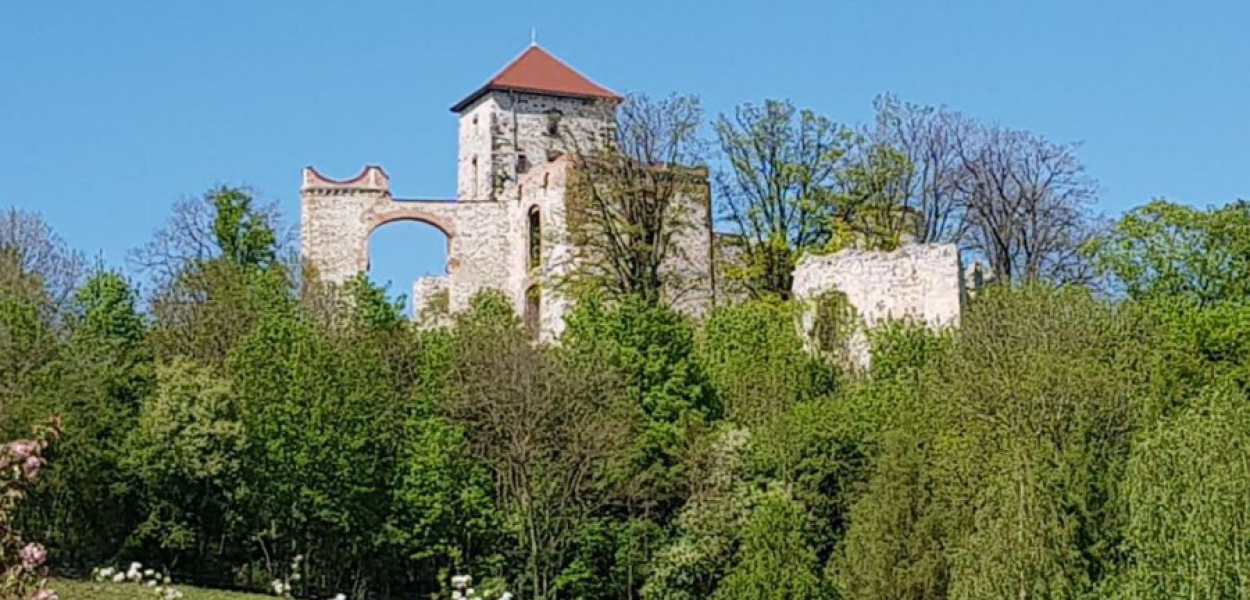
(561, 94, 708, 305)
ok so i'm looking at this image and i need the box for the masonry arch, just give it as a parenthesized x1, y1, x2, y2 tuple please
(364, 213, 454, 316)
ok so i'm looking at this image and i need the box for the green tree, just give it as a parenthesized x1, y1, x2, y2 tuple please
(209, 188, 278, 270)
(643, 428, 753, 600)
(28, 271, 151, 566)
(124, 358, 246, 566)
(440, 292, 635, 600)
(226, 312, 399, 596)
(835, 287, 1151, 599)
(1118, 387, 1250, 599)
(711, 488, 824, 600)
(562, 295, 720, 517)
(697, 299, 834, 426)
(1092, 199, 1250, 306)
(715, 100, 854, 298)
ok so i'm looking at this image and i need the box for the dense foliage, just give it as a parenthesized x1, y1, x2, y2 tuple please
(0, 183, 1246, 598)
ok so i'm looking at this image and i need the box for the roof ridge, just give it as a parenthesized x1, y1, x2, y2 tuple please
(451, 45, 620, 112)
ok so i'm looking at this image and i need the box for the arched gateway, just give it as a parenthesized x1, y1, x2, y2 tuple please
(299, 44, 727, 340)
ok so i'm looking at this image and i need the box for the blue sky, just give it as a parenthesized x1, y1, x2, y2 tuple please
(3, 1, 1248, 301)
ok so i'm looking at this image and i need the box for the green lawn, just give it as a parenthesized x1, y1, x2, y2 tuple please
(52, 580, 271, 600)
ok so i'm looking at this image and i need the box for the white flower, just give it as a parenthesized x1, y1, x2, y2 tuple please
(332, 595, 347, 600)
(451, 575, 470, 588)
(500, 592, 513, 600)
(112, 573, 126, 583)
(144, 569, 155, 577)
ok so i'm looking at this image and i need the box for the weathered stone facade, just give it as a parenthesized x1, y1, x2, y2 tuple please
(299, 45, 965, 348)
(792, 244, 965, 366)
(456, 91, 610, 202)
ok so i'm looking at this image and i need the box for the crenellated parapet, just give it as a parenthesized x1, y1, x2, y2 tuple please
(301, 166, 391, 195)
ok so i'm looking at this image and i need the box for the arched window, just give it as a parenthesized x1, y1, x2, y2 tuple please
(546, 109, 562, 137)
(527, 205, 541, 270)
(517, 153, 530, 174)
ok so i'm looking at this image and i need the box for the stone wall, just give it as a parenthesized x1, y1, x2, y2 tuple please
(456, 91, 612, 201)
(301, 166, 511, 315)
(663, 172, 716, 318)
(303, 166, 962, 360)
(300, 166, 392, 283)
(506, 160, 576, 341)
(792, 243, 965, 366)
(412, 276, 450, 326)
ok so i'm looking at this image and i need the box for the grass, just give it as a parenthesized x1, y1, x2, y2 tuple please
(51, 579, 271, 600)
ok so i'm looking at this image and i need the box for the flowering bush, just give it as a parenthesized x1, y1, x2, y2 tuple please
(269, 554, 302, 598)
(90, 562, 183, 599)
(450, 574, 511, 600)
(0, 418, 59, 600)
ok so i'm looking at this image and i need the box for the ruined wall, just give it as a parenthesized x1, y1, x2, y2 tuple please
(301, 166, 510, 315)
(792, 244, 964, 366)
(300, 166, 392, 283)
(663, 171, 715, 318)
(506, 160, 575, 341)
(455, 98, 495, 200)
(303, 165, 961, 357)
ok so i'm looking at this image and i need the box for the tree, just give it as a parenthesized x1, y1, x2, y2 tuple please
(711, 488, 824, 600)
(440, 292, 636, 600)
(714, 100, 854, 298)
(561, 93, 708, 305)
(27, 271, 151, 566)
(561, 295, 721, 518)
(1091, 199, 1250, 306)
(953, 124, 1102, 285)
(130, 186, 290, 283)
(124, 358, 247, 568)
(142, 187, 294, 367)
(1119, 387, 1250, 599)
(864, 94, 972, 245)
(0, 208, 86, 320)
(834, 287, 1150, 599)
(697, 299, 833, 426)
(226, 312, 400, 597)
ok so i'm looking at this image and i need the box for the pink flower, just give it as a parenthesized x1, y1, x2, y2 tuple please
(30, 589, 57, 600)
(21, 543, 46, 569)
(22, 456, 43, 480)
(7, 441, 37, 460)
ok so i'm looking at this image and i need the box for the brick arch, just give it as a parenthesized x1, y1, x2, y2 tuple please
(365, 209, 456, 238)
(358, 207, 458, 274)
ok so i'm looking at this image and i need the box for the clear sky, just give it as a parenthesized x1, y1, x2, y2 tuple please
(3, 1, 1248, 303)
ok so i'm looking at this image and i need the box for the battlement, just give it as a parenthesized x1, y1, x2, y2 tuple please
(302, 166, 391, 195)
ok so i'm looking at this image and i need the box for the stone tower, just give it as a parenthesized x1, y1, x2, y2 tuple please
(452, 44, 621, 200)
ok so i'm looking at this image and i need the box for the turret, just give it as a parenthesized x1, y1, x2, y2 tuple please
(452, 44, 621, 200)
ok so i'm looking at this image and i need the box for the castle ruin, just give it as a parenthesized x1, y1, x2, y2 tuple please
(300, 45, 964, 346)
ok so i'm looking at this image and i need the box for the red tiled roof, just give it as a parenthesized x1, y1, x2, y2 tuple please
(451, 45, 621, 112)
